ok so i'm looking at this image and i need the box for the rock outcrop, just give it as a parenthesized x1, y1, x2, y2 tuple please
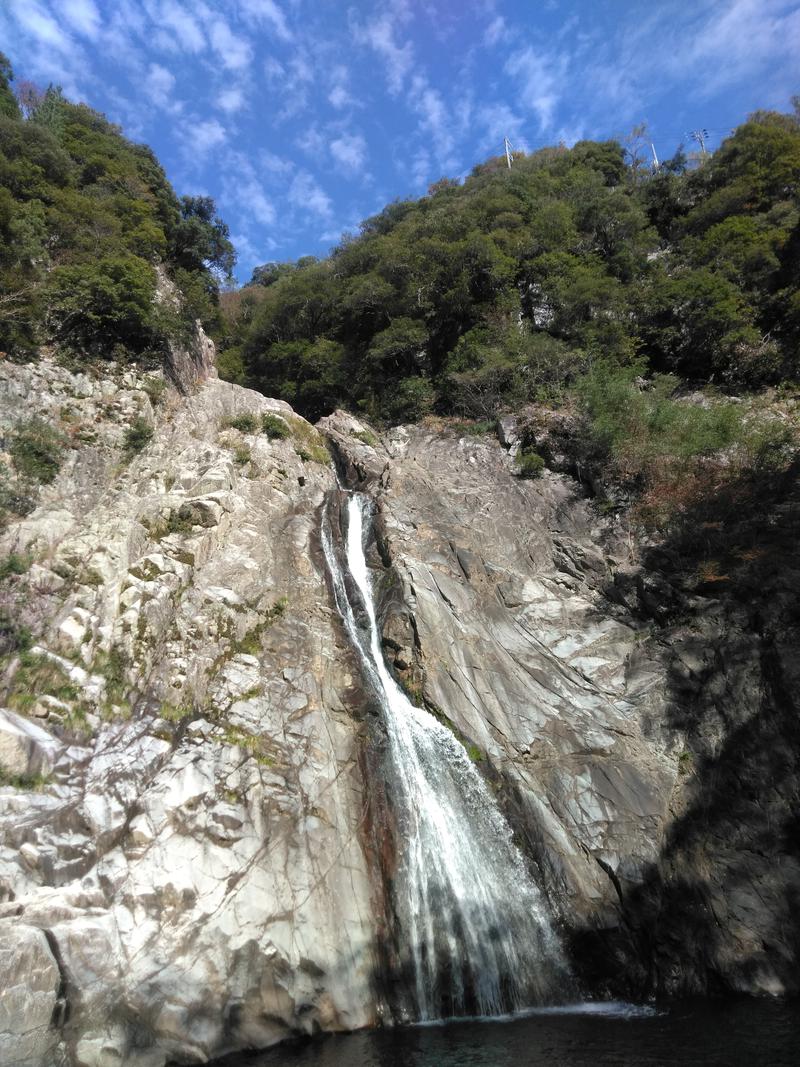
(321, 410, 800, 1001)
(0, 358, 377, 1066)
(1, 353, 797, 1065)
(321, 413, 679, 962)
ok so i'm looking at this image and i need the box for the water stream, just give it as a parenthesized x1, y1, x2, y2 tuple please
(322, 491, 571, 1021)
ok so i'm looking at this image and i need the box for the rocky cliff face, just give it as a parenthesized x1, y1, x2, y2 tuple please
(320, 413, 679, 978)
(0, 354, 377, 1066)
(321, 410, 800, 1003)
(1, 351, 797, 1066)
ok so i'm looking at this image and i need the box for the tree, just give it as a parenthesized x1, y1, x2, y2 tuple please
(172, 195, 236, 279)
(0, 53, 19, 120)
(250, 261, 295, 287)
(621, 124, 652, 184)
(639, 267, 760, 381)
(46, 254, 159, 355)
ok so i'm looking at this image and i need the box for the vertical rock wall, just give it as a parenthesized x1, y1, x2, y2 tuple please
(0, 360, 380, 1066)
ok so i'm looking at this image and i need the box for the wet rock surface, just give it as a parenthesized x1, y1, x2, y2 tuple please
(1, 362, 797, 1065)
(321, 412, 800, 1000)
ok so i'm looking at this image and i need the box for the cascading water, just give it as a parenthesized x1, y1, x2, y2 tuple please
(322, 490, 572, 1021)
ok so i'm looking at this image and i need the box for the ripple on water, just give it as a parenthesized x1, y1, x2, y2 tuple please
(209, 998, 800, 1067)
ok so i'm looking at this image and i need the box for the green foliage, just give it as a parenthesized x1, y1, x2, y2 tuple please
(142, 375, 166, 405)
(216, 345, 246, 384)
(516, 449, 545, 479)
(0, 70, 231, 363)
(46, 254, 158, 355)
(261, 412, 291, 438)
(353, 428, 378, 447)
(93, 645, 128, 708)
(145, 503, 203, 540)
(0, 768, 50, 790)
(232, 597, 288, 656)
(219, 723, 274, 766)
(0, 607, 32, 657)
(159, 701, 193, 723)
(576, 363, 744, 470)
(223, 412, 259, 433)
(123, 415, 154, 454)
(287, 416, 330, 464)
(9, 417, 64, 484)
(6, 648, 80, 714)
(172, 195, 236, 279)
(575, 361, 793, 527)
(381, 376, 435, 423)
(0, 464, 36, 523)
(0, 53, 20, 120)
(0, 553, 31, 580)
(219, 107, 799, 427)
(231, 442, 251, 466)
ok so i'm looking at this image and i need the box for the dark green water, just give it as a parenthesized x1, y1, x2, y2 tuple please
(211, 1000, 800, 1067)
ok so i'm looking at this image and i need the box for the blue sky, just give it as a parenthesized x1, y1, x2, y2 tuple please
(2, 0, 799, 281)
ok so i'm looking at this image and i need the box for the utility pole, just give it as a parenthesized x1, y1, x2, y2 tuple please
(689, 128, 709, 156)
(504, 136, 514, 170)
(650, 141, 660, 171)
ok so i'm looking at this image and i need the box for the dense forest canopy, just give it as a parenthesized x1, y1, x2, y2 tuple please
(219, 106, 800, 426)
(0, 53, 234, 364)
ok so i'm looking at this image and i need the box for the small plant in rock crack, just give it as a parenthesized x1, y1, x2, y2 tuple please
(515, 448, 545, 479)
(123, 415, 154, 454)
(222, 413, 260, 433)
(261, 413, 291, 439)
(9, 417, 64, 484)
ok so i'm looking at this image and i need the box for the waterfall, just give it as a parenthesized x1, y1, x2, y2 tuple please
(322, 491, 571, 1021)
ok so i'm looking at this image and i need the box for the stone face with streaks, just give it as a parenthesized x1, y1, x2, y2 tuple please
(1, 339, 797, 1067)
(320, 413, 676, 931)
(320, 411, 800, 1000)
(0, 356, 378, 1066)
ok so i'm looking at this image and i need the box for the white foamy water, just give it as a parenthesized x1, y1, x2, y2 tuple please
(322, 492, 571, 1020)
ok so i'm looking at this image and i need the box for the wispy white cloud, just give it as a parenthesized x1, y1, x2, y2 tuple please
(5, 0, 87, 96)
(9, 0, 78, 55)
(241, 179, 275, 225)
(208, 17, 252, 70)
(407, 74, 468, 171)
(289, 170, 333, 217)
(181, 116, 227, 158)
(217, 86, 247, 113)
(145, 62, 182, 112)
(353, 10, 414, 95)
(330, 131, 368, 174)
(484, 15, 509, 47)
(666, 0, 800, 96)
(410, 148, 431, 189)
(146, 0, 205, 54)
(296, 124, 325, 156)
(329, 85, 351, 110)
(102, 3, 148, 70)
(60, 0, 102, 41)
(328, 64, 356, 111)
(475, 102, 527, 154)
(504, 45, 564, 131)
(238, 0, 292, 43)
(259, 148, 294, 176)
(265, 49, 315, 120)
(263, 56, 285, 82)
(221, 151, 276, 230)
(231, 230, 276, 271)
